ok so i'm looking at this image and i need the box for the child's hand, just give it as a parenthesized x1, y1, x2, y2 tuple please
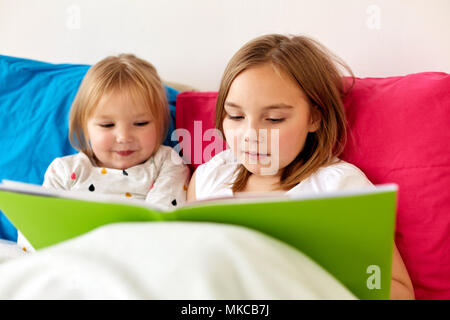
(390, 243, 415, 300)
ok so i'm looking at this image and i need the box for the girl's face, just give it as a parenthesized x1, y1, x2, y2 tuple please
(86, 91, 157, 170)
(222, 63, 319, 176)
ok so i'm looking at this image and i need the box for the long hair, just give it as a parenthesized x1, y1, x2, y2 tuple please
(215, 34, 353, 192)
(69, 53, 169, 159)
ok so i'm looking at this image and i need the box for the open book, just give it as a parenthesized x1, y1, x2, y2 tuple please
(0, 180, 397, 300)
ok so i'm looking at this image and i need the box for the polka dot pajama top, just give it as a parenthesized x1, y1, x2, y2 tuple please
(42, 145, 191, 210)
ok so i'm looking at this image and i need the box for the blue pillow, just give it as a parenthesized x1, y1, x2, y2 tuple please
(0, 55, 178, 241)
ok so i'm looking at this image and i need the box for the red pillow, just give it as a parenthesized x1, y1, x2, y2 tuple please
(341, 72, 450, 300)
(175, 91, 224, 171)
(175, 72, 450, 299)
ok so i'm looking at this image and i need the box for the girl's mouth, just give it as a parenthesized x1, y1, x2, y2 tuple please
(245, 151, 270, 159)
(116, 150, 135, 157)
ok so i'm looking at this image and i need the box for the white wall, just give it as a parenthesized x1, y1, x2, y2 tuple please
(1, 0, 449, 90)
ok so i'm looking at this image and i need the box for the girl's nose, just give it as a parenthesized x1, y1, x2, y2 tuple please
(243, 119, 257, 142)
(243, 121, 266, 144)
(116, 128, 133, 143)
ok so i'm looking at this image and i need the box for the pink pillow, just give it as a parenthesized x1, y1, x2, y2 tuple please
(341, 72, 450, 300)
(175, 72, 450, 299)
(175, 92, 224, 171)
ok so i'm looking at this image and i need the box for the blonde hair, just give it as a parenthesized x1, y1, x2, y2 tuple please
(69, 53, 169, 159)
(215, 34, 353, 192)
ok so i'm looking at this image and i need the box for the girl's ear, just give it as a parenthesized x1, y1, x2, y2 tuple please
(308, 106, 321, 133)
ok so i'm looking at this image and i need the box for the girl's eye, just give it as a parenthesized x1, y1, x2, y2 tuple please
(267, 118, 285, 123)
(227, 115, 244, 121)
(99, 123, 114, 128)
(134, 121, 149, 126)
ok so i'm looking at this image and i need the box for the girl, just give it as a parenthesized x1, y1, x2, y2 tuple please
(18, 54, 189, 252)
(187, 34, 414, 299)
(43, 54, 190, 208)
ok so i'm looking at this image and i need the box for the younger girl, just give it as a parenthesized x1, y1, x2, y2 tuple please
(43, 54, 190, 208)
(187, 34, 414, 299)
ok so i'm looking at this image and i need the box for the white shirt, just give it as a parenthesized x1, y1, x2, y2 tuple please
(195, 149, 374, 200)
(17, 146, 190, 253)
(43, 145, 191, 210)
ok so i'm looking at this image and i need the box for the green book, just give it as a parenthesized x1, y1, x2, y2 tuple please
(0, 180, 397, 300)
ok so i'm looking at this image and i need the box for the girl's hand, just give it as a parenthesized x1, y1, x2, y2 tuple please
(390, 243, 415, 300)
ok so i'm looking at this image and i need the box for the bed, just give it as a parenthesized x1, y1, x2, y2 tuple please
(0, 55, 449, 299)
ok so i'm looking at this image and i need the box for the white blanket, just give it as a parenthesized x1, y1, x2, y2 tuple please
(0, 222, 356, 299)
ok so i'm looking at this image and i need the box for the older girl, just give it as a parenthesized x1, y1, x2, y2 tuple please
(188, 34, 414, 299)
